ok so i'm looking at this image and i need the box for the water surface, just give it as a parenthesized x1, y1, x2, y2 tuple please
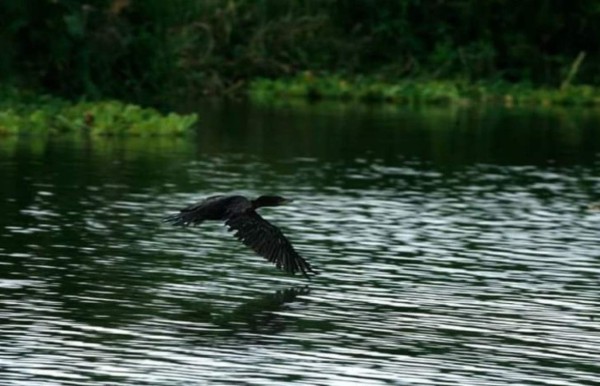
(1, 103, 599, 385)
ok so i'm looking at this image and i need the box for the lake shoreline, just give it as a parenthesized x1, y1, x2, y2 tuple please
(3, 77, 600, 137)
(249, 73, 600, 108)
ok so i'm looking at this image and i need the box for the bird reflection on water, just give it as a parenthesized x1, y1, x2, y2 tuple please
(174, 286, 312, 341)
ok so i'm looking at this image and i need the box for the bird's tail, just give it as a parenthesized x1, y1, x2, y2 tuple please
(163, 212, 203, 227)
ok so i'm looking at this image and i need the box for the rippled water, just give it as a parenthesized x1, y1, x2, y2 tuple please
(1, 103, 600, 385)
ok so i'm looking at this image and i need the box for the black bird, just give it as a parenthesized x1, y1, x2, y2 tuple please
(165, 195, 316, 278)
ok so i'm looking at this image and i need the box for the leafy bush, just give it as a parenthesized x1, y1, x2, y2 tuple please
(0, 89, 198, 136)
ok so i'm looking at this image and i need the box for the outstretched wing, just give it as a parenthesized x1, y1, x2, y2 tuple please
(225, 211, 316, 278)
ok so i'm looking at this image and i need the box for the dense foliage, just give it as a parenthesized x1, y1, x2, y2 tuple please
(1, 0, 599, 105)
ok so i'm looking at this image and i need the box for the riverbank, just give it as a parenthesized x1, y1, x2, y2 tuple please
(249, 74, 600, 107)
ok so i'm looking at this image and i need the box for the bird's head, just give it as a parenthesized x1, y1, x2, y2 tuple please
(252, 195, 293, 208)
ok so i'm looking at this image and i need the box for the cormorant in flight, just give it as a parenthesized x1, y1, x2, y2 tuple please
(165, 195, 316, 278)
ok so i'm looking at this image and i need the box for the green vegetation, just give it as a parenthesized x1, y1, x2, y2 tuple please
(0, 88, 197, 136)
(0, 0, 600, 104)
(2, 1, 600, 107)
(250, 74, 600, 107)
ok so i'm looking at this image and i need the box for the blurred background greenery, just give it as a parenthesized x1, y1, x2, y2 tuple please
(1, 0, 599, 107)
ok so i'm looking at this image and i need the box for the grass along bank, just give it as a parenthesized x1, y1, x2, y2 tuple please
(249, 74, 600, 107)
(0, 89, 198, 136)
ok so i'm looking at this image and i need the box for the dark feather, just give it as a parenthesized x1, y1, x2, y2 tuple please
(164, 195, 248, 226)
(225, 211, 316, 278)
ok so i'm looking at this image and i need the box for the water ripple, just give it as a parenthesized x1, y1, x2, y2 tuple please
(1, 135, 600, 384)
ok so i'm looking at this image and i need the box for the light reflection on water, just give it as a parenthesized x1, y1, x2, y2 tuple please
(1, 104, 600, 385)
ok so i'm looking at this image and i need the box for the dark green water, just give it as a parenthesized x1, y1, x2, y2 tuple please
(1, 102, 599, 385)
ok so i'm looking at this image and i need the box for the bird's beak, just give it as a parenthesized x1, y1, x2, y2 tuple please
(281, 198, 294, 205)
